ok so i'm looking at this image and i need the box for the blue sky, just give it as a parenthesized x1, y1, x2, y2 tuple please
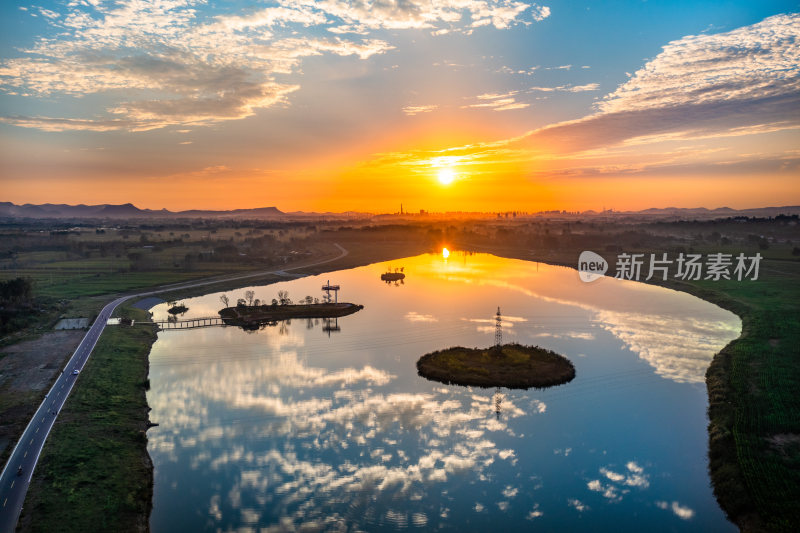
(1, 1, 798, 211)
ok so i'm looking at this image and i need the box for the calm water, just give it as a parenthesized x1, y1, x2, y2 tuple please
(147, 252, 740, 532)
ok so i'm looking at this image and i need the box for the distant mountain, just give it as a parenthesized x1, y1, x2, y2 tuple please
(0, 202, 288, 219)
(1, 201, 797, 220)
(588, 206, 800, 218)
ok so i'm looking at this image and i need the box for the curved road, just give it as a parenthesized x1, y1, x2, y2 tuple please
(0, 243, 348, 532)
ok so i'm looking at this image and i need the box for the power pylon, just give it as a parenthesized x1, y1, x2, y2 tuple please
(495, 306, 502, 347)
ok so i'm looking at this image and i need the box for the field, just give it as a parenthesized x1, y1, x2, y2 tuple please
(18, 305, 154, 533)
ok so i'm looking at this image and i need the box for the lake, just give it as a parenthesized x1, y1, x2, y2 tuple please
(147, 251, 741, 531)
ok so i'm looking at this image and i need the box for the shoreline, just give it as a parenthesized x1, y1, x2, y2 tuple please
(139, 248, 755, 530)
(24, 241, 785, 531)
(455, 242, 796, 531)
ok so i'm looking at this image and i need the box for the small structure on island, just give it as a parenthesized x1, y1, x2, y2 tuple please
(322, 280, 340, 303)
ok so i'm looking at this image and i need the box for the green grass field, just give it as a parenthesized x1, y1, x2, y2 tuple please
(20, 306, 154, 533)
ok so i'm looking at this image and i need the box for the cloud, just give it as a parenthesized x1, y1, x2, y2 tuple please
(567, 498, 588, 512)
(656, 500, 696, 520)
(283, 0, 549, 31)
(524, 13, 800, 152)
(357, 13, 800, 179)
(1, 0, 549, 131)
(529, 83, 600, 92)
(403, 104, 438, 116)
(405, 311, 438, 322)
(463, 90, 530, 111)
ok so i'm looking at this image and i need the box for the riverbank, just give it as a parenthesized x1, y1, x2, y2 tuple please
(460, 242, 800, 531)
(417, 343, 575, 389)
(19, 305, 154, 533)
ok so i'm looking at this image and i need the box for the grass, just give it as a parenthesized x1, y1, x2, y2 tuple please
(691, 263, 800, 531)
(19, 306, 155, 533)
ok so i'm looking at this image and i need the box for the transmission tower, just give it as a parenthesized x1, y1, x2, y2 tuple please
(495, 306, 502, 347)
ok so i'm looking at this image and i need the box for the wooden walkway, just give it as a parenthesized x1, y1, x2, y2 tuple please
(144, 317, 227, 330)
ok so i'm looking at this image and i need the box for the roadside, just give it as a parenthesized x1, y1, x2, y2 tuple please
(18, 305, 155, 533)
(0, 331, 84, 467)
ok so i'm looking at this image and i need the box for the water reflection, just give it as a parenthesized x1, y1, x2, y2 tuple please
(148, 252, 740, 531)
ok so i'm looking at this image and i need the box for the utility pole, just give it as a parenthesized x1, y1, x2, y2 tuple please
(495, 306, 502, 347)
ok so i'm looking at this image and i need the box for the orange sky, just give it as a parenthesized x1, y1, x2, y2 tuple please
(1, 3, 798, 213)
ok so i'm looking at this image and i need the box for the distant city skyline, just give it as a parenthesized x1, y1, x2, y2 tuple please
(1, 1, 798, 212)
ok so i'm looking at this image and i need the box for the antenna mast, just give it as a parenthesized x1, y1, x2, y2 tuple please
(495, 306, 502, 347)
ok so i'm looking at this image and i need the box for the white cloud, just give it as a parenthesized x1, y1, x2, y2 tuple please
(405, 310, 439, 321)
(567, 498, 588, 512)
(463, 91, 530, 111)
(529, 83, 600, 92)
(600, 13, 800, 113)
(283, 0, 549, 31)
(518, 13, 800, 154)
(403, 105, 439, 116)
(6, 0, 547, 131)
(671, 501, 695, 520)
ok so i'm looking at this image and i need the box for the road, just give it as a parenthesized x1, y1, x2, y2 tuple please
(0, 243, 348, 533)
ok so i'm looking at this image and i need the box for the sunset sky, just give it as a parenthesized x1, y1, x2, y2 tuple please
(1, 1, 798, 213)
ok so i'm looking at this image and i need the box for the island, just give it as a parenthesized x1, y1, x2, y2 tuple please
(167, 303, 188, 315)
(218, 302, 364, 327)
(416, 343, 575, 389)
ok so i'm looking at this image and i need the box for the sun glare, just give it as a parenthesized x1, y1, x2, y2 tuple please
(442, 247, 450, 259)
(437, 168, 455, 185)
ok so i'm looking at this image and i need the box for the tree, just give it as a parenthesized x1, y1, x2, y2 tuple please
(236, 298, 247, 307)
(278, 290, 290, 305)
(305, 295, 313, 305)
(220, 294, 230, 307)
(271, 298, 278, 306)
(245, 290, 255, 306)
(253, 299, 261, 307)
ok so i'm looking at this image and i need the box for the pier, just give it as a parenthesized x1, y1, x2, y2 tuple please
(145, 317, 227, 330)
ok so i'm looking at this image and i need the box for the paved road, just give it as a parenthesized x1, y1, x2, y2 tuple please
(0, 243, 348, 532)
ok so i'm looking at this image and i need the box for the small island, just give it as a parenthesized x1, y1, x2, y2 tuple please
(219, 302, 363, 326)
(167, 303, 188, 315)
(416, 343, 575, 389)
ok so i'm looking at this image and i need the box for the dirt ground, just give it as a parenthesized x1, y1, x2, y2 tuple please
(0, 330, 84, 463)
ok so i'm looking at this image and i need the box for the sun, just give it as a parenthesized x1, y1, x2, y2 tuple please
(437, 168, 455, 185)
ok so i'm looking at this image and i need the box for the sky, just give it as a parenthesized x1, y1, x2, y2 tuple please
(0, 0, 798, 213)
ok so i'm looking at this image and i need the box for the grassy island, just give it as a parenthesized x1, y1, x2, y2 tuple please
(417, 343, 575, 389)
(218, 302, 363, 325)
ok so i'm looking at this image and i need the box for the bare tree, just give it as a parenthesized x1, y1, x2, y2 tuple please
(245, 290, 255, 306)
(278, 290, 290, 305)
(220, 294, 229, 307)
